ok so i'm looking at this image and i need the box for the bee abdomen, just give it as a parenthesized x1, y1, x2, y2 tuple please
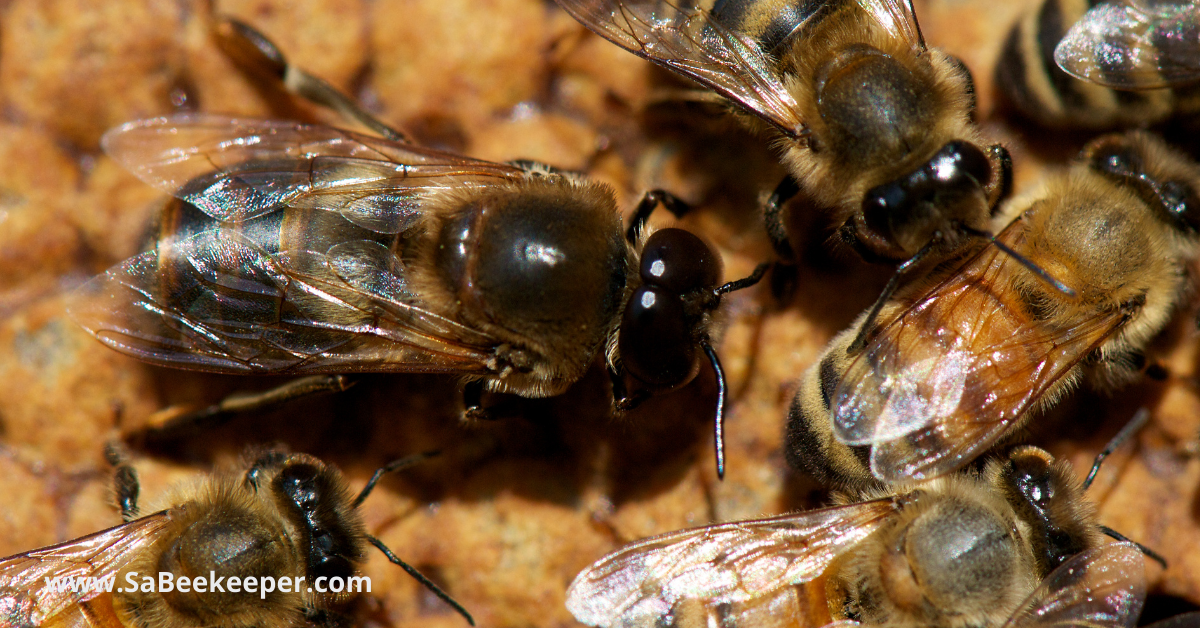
(995, 0, 1177, 129)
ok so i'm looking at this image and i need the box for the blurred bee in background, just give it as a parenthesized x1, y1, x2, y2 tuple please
(69, 18, 767, 477)
(787, 131, 1200, 488)
(996, 0, 1200, 129)
(0, 449, 474, 628)
(565, 438, 1165, 628)
(552, 0, 1014, 296)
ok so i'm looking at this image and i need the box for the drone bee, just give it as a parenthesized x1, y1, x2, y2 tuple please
(567, 444, 1159, 628)
(996, 0, 1200, 129)
(787, 130, 1200, 488)
(0, 450, 473, 628)
(69, 19, 766, 477)
(552, 0, 1012, 272)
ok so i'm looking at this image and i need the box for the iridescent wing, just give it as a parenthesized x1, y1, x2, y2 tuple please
(0, 512, 174, 628)
(1003, 542, 1146, 628)
(71, 115, 525, 374)
(831, 218, 1131, 483)
(856, 0, 925, 51)
(551, 0, 805, 138)
(566, 497, 898, 628)
(1055, 0, 1200, 89)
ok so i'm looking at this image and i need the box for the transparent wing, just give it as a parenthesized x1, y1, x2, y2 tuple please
(566, 498, 899, 628)
(552, 0, 805, 138)
(70, 227, 498, 374)
(101, 114, 524, 224)
(1054, 0, 1200, 89)
(0, 512, 173, 628)
(832, 221, 1130, 483)
(73, 115, 531, 374)
(856, 0, 925, 51)
(1004, 542, 1146, 628)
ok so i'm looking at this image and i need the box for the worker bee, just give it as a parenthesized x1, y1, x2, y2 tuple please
(566, 444, 1159, 628)
(996, 0, 1200, 129)
(69, 18, 767, 477)
(787, 130, 1200, 488)
(552, 0, 1012, 269)
(0, 450, 474, 628)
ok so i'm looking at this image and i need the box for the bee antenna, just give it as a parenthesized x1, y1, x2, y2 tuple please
(713, 263, 769, 297)
(960, 226, 1077, 298)
(366, 535, 476, 625)
(1081, 407, 1150, 491)
(1098, 526, 1168, 569)
(354, 450, 441, 507)
(700, 338, 727, 480)
(1082, 407, 1150, 491)
(847, 236, 940, 355)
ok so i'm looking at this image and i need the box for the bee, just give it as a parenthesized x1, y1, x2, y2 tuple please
(0, 450, 474, 628)
(785, 131, 1200, 489)
(69, 18, 767, 477)
(996, 0, 1200, 129)
(566, 444, 1160, 628)
(551, 0, 1013, 271)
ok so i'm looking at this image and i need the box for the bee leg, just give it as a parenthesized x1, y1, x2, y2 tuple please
(133, 375, 354, 444)
(625, 190, 692, 243)
(607, 365, 651, 412)
(104, 443, 140, 522)
(987, 144, 1014, 210)
(462, 379, 498, 421)
(213, 17, 410, 142)
(763, 174, 801, 262)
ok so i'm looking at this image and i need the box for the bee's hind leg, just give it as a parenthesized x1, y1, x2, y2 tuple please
(129, 375, 354, 445)
(104, 443, 140, 522)
(213, 16, 409, 142)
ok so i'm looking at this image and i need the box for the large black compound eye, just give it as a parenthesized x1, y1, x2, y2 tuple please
(618, 286, 699, 388)
(640, 228, 722, 294)
(274, 463, 359, 582)
(940, 140, 992, 187)
(1007, 453, 1054, 511)
(860, 140, 992, 242)
(1088, 140, 1200, 233)
(1158, 180, 1200, 232)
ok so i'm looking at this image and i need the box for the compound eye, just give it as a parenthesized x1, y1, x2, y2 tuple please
(943, 140, 992, 186)
(1160, 180, 1200, 232)
(618, 286, 699, 388)
(640, 228, 722, 294)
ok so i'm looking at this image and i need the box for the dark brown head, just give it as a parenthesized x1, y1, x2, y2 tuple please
(989, 446, 1100, 578)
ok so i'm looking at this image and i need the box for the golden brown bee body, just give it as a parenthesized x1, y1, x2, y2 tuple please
(566, 446, 1146, 628)
(787, 131, 1200, 488)
(996, 0, 1200, 129)
(0, 451, 471, 628)
(553, 0, 1009, 264)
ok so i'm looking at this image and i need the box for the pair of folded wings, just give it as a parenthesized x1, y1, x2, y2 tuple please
(567, 497, 1148, 628)
(73, 115, 543, 376)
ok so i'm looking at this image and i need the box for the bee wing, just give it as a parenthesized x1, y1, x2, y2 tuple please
(855, 0, 925, 51)
(0, 511, 174, 628)
(566, 497, 898, 628)
(102, 114, 524, 224)
(1003, 542, 1146, 628)
(73, 115, 528, 374)
(551, 0, 805, 138)
(831, 225, 1130, 483)
(1054, 0, 1200, 89)
(70, 229, 499, 374)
